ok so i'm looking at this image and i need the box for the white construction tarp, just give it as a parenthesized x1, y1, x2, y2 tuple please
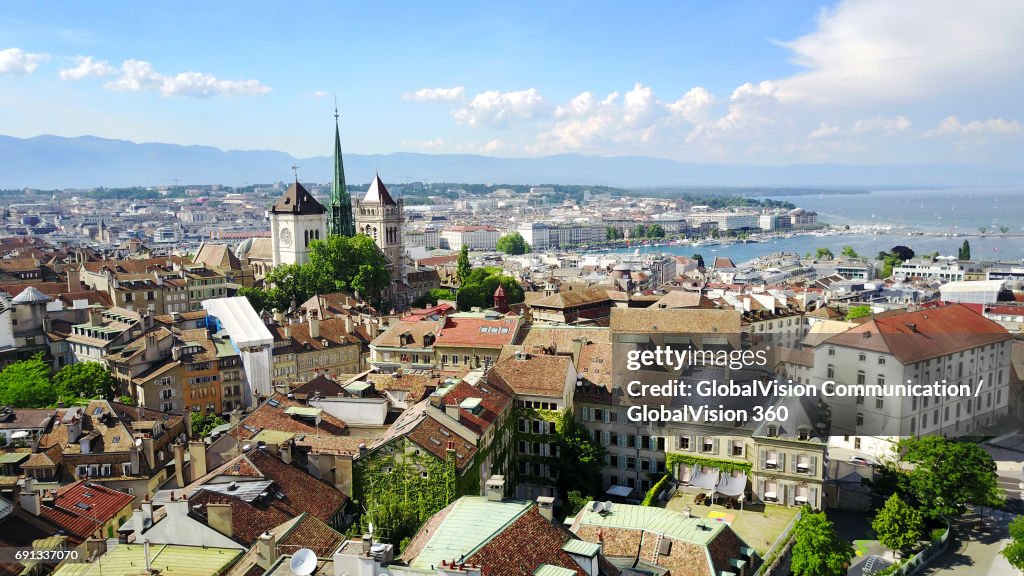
(687, 467, 720, 490)
(715, 472, 746, 497)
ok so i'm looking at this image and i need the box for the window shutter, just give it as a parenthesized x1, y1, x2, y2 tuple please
(712, 438, 720, 454)
(810, 455, 818, 475)
(604, 410, 610, 423)
(778, 453, 786, 471)
(582, 407, 590, 421)
(810, 486, 819, 507)
(603, 431, 610, 446)
(760, 449, 767, 469)
(758, 479, 765, 499)
(695, 436, 702, 450)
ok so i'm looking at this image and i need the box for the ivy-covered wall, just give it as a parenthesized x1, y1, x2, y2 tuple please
(511, 406, 563, 489)
(666, 452, 753, 474)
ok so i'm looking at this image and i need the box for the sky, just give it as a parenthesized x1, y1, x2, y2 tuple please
(1, 0, 1023, 166)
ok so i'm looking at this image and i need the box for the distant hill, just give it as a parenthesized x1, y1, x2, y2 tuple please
(1, 134, 1022, 189)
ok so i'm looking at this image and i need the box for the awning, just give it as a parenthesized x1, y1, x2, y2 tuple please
(715, 472, 746, 497)
(687, 467, 720, 490)
(795, 496, 808, 503)
(764, 491, 777, 499)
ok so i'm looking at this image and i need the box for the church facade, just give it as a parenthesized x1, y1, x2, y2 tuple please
(269, 181, 328, 267)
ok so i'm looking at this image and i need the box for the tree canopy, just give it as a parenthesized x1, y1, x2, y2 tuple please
(0, 354, 57, 408)
(455, 267, 524, 311)
(791, 506, 854, 576)
(845, 305, 872, 321)
(456, 245, 471, 288)
(872, 494, 924, 554)
(840, 245, 859, 259)
(192, 412, 227, 438)
(496, 232, 531, 255)
(815, 247, 834, 260)
(1003, 515, 1024, 569)
(958, 240, 971, 260)
(53, 361, 117, 402)
(890, 435, 1001, 520)
(553, 410, 606, 501)
(890, 245, 915, 261)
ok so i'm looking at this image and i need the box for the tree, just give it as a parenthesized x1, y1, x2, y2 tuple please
(892, 435, 1001, 520)
(840, 245, 859, 259)
(958, 240, 971, 260)
(553, 410, 606, 501)
(0, 354, 56, 408)
(191, 412, 227, 438)
(791, 506, 854, 576)
(1002, 515, 1024, 569)
(53, 362, 117, 402)
(815, 247, 834, 260)
(890, 245, 915, 261)
(456, 268, 524, 311)
(308, 235, 391, 302)
(633, 224, 647, 238)
(646, 224, 665, 239)
(567, 490, 591, 516)
(1000, 225, 1010, 234)
(691, 253, 705, 268)
(496, 232, 531, 255)
(845, 305, 872, 321)
(872, 494, 924, 555)
(979, 226, 988, 234)
(456, 245, 471, 288)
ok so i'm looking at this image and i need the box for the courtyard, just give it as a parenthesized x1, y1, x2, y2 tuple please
(664, 488, 800, 555)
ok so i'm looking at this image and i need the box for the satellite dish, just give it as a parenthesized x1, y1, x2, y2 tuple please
(590, 501, 601, 512)
(290, 548, 317, 576)
(603, 501, 614, 513)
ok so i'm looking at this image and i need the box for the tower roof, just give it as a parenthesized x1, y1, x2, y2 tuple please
(494, 284, 506, 297)
(271, 181, 326, 215)
(11, 285, 52, 305)
(362, 174, 397, 206)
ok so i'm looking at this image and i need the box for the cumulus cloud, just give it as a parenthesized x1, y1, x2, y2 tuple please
(452, 88, 546, 128)
(808, 121, 840, 139)
(0, 47, 47, 75)
(924, 116, 1024, 137)
(401, 137, 446, 149)
(850, 115, 912, 134)
(775, 1, 1024, 103)
(403, 86, 465, 102)
(101, 59, 270, 97)
(312, 90, 328, 98)
(59, 56, 116, 80)
(667, 87, 715, 124)
(481, 139, 505, 153)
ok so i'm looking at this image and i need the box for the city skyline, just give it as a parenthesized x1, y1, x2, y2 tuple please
(1, 1, 1022, 168)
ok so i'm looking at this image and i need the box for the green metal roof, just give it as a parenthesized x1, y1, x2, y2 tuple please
(533, 565, 578, 576)
(561, 539, 601, 557)
(344, 381, 372, 393)
(0, 452, 30, 465)
(250, 430, 296, 445)
(410, 496, 532, 570)
(575, 501, 725, 546)
(459, 397, 483, 410)
(283, 406, 322, 417)
(51, 543, 242, 576)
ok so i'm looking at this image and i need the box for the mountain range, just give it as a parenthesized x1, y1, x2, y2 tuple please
(1, 134, 1022, 190)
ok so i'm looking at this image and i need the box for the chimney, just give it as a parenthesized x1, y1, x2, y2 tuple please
(67, 266, 81, 292)
(344, 315, 354, 335)
(89, 308, 102, 326)
(141, 436, 156, 469)
(144, 540, 153, 573)
(131, 508, 147, 542)
(188, 440, 207, 481)
(129, 443, 141, 475)
(172, 442, 186, 487)
(19, 478, 41, 516)
(280, 440, 293, 464)
(43, 315, 52, 333)
(256, 531, 278, 570)
(67, 415, 83, 443)
(284, 325, 292, 340)
(368, 318, 379, 339)
(229, 409, 242, 426)
(206, 503, 233, 537)
(361, 534, 373, 556)
(171, 346, 181, 361)
(485, 476, 505, 502)
(309, 315, 320, 339)
(536, 496, 555, 522)
(444, 400, 460, 421)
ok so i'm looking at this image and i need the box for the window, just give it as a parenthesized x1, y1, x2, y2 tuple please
(875, 398, 884, 409)
(859, 353, 866, 362)
(702, 438, 715, 453)
(856, 395, 864, 405)
(878, 357, 886, 365)
(732, 440, 743, 457)
(827, 364, 835, 378)
(626, 457, 636, 470)
(856, 413, 864, 426)
(828, 347, 835, 356)
(910, 417, 916, 433)
(678, 436, 690, 450)
(857, 370, 866, 385)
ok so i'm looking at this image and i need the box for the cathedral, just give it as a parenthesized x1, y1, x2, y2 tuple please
(260, 109, 408, 305)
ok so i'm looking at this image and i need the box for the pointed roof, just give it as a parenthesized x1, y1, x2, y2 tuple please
(11, 285, 52, 304)
(362, 174, 397, 206)
(271, 181, 326, 215)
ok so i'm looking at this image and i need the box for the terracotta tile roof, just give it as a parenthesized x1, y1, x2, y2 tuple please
(441, 379, 512, 435)
(609, 308, 742, 339)
(573, 525, 641, 561)
(467, 507, 587, 576)
(366, 373, 437, 404)
(371, 318, 444, 348)
(652, 290, 715, 309)
(487, 354, 572, 398)
(288, 318, 362, 348)
(435, 316, 522, 348)
(406, 414, 477, 471)
(577, 342, 613, 389)
(517, 324, 611, 351)
(189, 489, 291, 546)
(529, 287, 610, 310)
(81, 256, 187, 274)
(822, 304, 1012, 364)
(40, 481, 134, 543)
(0, 408, 55, 430)
(271, 181, 326, 215)
(230, 393, 347, 441)
(22, 443, 65, 468)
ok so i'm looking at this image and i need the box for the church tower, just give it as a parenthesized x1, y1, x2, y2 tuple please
(354, 174, 405, 285)
(270, 180, 327, 267)
(328, 107, 355, 237)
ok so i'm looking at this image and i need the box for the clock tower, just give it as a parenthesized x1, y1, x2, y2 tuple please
(270, 180, 328, 267)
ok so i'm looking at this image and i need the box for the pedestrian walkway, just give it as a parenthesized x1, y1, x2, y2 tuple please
(920, 512, 1019, 576)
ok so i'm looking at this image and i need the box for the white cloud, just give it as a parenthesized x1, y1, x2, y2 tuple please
(774, 1, 1024, 103)
(808, 121, 840, 139)
(312, 90, 329, 98)
(0, 48, 47, 75)
(924, 116, 1024, 137)
(403, 86, 465, 102)
(103, 59, 270, 97)
(401, 137, 446, 149)
(59, 56, 116, 80)
(482, 139, 505, 153)
(667, 87, 715, 124)
(850, 115, 912, 134)
(453, 88, 546, 128)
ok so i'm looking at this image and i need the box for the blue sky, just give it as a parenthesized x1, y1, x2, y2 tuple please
(1, 1, 1022, 165)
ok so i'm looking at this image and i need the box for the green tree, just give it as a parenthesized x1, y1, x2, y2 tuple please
(191, 412, 227, 438)
(890, 245, 915, 261)
(1002, 515, 1024, 569)
(691, 253, 705, 268)
(496, 232, 531, 255)
(646, 224, 665, 238)
(53, 362, 117, 402)
(979, 226, 988, 234)
(567, 490, 592, 516)
(0, 354, 56, 408)
(840, 245, 859, 259)
(1000, 225, 1010, 234)
(456, 245, 471, 288)
(893, 435, 1001, 520)
(958, 240, 971, 260)
(845, 305, 872, 321)
(553, 410, 606, 501)
(308, 235, 391, 303)
(791, 506, 854, 576)
(456, 269, 524, 311)
(815, 247, 835, 260)
(633, 224, 647, 238)
(872, 494, 924, 555)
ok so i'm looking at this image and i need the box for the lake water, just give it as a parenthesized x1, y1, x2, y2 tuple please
(617, 187, 1024, 263)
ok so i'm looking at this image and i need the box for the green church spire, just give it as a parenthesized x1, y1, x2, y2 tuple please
(329, 103, 355, 237)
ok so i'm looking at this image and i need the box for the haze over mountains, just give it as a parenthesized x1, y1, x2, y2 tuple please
(2, 134, 1022, 190)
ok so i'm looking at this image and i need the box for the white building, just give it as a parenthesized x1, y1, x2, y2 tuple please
(269, 181, 328, 267)
(441, 225, 502, 251)
(939, 279, 1005, 305)
(812, 304, 1012, 457)
(894, 257, 976, 282)
(202, 296, 274, 405)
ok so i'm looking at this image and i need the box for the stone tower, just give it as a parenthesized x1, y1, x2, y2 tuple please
(354, 174, 404, 284)
(270, 180, 327, 267)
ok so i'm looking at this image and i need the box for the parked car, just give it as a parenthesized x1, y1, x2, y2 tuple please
(849, 456, 872, 466)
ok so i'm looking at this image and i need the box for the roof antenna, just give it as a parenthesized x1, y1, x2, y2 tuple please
(291, 165, 300, 183)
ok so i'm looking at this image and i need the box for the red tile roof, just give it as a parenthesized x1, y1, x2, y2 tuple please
(435, 316, 521, 348)
(468, 507, 586, 576)
(40, 481, 134, 543)
(441, 379, 512, 435)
